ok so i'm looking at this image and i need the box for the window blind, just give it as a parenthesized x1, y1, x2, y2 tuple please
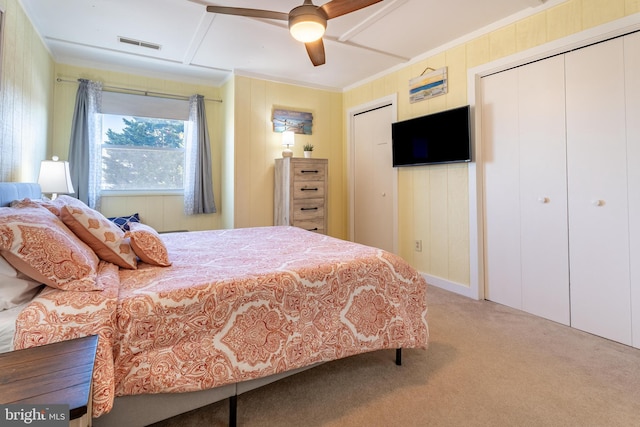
(100, 91, 190, 120)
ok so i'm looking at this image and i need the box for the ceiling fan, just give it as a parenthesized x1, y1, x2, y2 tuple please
(205, 0, 383, 66)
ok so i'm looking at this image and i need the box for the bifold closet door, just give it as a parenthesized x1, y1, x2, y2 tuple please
(518, 56, 569, 325)
(482, 55, 569, 324)
(482, 68, 522, 309)
(626, 32, 640, 349)
(566, 38, 632, 345)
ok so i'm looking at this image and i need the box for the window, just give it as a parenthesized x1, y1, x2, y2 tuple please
(98, 91, 190, 192)
(100, 115, 185, 191)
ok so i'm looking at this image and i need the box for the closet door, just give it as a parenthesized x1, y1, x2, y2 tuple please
(625, 32, 640, 349)
(482, 55, 569, 324)
(518, 56, 569, 325)
(566, 38, 632, 345)
(482, 68, 521, 308)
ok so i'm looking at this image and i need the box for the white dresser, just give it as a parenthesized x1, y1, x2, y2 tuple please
(274, 157, 328, 234)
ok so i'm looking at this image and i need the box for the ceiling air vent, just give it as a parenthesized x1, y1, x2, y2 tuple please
(118, 36, 161, 50)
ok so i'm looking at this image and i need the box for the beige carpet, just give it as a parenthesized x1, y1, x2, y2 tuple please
(150, 286, 640, 427)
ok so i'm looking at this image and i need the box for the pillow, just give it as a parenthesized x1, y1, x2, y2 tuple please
(126, 222, 172, 267)
(108, 213, 140, 231)
(0, 256, 43, 311)
(10, 198, 60, 216)
(53, 195, 88, 209)
(0, 206, 100, 291)
(59, 204, 137, 270)
(11, 195, 89, 217)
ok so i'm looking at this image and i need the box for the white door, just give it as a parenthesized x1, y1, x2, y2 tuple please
(482, 55, 570, 324)
(481, 68, 522, 308)
(353, 104, 395, 252)
(566, 38, 632, 345)
(625, 32, 640, 349)
(518, 55, 570, 325)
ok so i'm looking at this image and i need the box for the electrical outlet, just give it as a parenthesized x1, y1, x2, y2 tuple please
(414, 240, 422, 252)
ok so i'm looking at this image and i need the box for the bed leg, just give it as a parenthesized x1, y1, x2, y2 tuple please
(396, 348, 402, 366)
(229, 394, 237, 427)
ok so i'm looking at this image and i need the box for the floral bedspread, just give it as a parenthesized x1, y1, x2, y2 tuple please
(14, 226, 428, 418)
(13, 261, 120, 416)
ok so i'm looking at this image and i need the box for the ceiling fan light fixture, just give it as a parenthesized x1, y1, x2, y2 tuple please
(289, 6, 327, 43)
(205, 0, 382, 65)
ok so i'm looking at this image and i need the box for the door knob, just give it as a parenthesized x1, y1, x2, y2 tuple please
(591, 199, 604, 207)
(538, 196, 549, 204)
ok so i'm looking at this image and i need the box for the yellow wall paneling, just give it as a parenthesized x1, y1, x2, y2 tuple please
(232, 76, 344, 238)
(0, 0, 53, 182)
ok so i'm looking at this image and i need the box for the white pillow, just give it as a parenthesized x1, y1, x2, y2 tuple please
(0, 255, 43, 311)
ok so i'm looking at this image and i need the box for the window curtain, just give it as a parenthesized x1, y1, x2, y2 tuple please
(67, 79, 102, 209)
(184, 95, 216, 215)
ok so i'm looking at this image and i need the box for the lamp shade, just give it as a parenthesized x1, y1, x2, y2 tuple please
(281, 131, 295, 158)
(38, 157, 75, 197)
(282, 130, 295, 147)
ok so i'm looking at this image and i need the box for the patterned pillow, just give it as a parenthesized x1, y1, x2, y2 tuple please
(54, 195, 89, 209)
(12, 195, 92, 218)
(60, 204, 137, 269)
(107, 213, 140, 231)
(10, 198, 61, 216)
(0, 206, 101, 291)
(126, 222, 172, 267)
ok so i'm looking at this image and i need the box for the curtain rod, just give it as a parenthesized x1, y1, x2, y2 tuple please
(55, 78, 223, 103)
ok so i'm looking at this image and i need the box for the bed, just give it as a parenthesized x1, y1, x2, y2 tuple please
(0, 182, 429, 426)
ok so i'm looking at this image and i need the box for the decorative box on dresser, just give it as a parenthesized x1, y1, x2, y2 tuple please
(274, 157, 328, 234)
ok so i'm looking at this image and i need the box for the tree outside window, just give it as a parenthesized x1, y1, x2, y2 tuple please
(101, 115, 186, 191)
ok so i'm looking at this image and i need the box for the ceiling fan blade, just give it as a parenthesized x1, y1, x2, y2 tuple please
(206, 6, 288, 21)
(305, 39, 326, 66)
(320, 0, 383, 20)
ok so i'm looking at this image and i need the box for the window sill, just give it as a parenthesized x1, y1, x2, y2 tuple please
(100, 190, 184, 197)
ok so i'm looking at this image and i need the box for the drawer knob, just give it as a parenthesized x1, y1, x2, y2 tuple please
(301, 170, 319, 174)
(300, 207, 318, 211)
(301, 187, 318, 191)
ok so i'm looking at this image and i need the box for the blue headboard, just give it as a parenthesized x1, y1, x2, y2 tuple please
(0, 183, 42, 207)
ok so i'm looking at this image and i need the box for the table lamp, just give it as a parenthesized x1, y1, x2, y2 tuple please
(38, 156, 75, 200)
(282, 130, 295, 158)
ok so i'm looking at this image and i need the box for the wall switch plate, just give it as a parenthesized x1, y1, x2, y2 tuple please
(414, 240, 422, 252)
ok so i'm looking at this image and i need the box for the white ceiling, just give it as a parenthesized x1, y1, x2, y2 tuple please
(21, 0, 551, 91)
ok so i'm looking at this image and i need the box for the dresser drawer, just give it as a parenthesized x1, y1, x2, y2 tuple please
(293, 162, 327, 181)
(293, 219, 325, 233)
(293, 181, 325, 199)
(293, 199, 325, 221)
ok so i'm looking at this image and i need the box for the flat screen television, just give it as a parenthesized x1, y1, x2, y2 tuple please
(392, 105, 471, 167)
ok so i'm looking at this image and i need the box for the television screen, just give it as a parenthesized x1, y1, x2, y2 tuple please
(392, 105, 471, 167)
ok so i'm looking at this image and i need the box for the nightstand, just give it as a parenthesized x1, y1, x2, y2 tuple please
(0, 335, 98, 427)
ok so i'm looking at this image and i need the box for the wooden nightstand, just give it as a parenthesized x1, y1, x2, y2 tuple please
(0, 335, 98, 427)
